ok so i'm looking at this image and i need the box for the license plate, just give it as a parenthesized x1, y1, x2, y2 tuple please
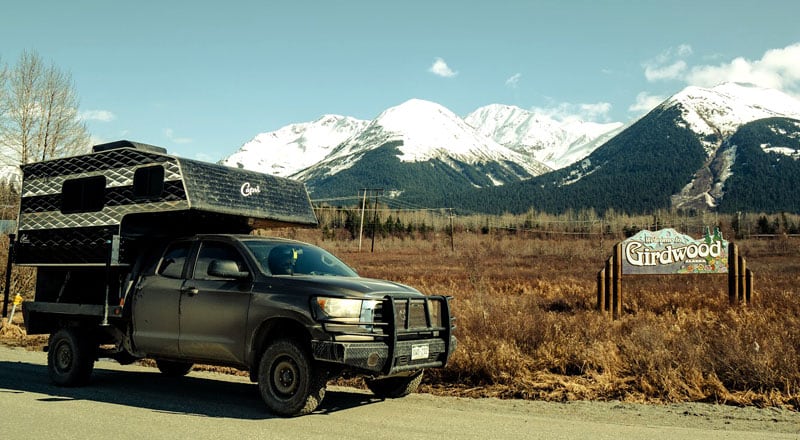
(411, 344, 429, 360)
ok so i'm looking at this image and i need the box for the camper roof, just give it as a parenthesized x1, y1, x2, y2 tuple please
(15, 140, 317, 266)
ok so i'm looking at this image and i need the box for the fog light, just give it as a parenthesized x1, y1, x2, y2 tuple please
(367, 352, 380, 367)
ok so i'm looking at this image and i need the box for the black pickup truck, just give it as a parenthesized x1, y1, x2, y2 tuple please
(24, 234, 456, 416)
(12, 140, 455, 417)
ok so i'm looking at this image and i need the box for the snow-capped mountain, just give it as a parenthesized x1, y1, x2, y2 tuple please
(465, 104, 624, 169)
(665, 82, 800, 156)
(293, 99, 551, 184)
(539, 81, 800, 212)
(663, 82, 800, 210)
(221, 115, 369, 177)
(457, 82, 800, 215)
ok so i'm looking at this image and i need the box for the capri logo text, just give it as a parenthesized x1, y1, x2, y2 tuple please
(240, 182, 261, 197)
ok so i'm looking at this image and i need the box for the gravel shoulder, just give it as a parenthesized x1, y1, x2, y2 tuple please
(1, 344, 798, 439)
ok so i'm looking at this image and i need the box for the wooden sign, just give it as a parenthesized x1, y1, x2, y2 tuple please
(621, 228, 728, 275)
(598, 227, 752, 319)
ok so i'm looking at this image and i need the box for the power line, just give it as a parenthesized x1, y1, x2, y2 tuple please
(311, 196, 364, 203)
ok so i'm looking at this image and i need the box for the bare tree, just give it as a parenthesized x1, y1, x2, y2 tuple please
(0, 55, 6, 115)
(0, 50, 90, 169)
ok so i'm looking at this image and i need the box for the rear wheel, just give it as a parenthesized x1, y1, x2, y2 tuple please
(366, 370, 424, 398)
(258, 339, 327, 417)
(47, 328, 96, 386)
(156, 360, 193, 377)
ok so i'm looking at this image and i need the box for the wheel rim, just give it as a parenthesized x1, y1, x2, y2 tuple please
(54, 341, 73, 373)
(271, 356, 300, 397)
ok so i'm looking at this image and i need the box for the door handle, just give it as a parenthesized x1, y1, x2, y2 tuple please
(181, 286, 199, 296)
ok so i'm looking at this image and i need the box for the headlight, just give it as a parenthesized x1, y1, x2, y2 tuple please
(315, 297, 379, 321)
(316, 297, 362, 318)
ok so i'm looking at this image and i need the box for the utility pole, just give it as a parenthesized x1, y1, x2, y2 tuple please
(358, 189, 367, 252)
(448, 208, 455, 252)
(370, 189, 384, 253)
(358, 188, 384, 252)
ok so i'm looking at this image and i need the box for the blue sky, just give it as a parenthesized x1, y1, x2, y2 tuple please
(2, 0, 799, 161)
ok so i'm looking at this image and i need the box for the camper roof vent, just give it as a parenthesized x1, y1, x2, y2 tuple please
(92, 140, 168, 154)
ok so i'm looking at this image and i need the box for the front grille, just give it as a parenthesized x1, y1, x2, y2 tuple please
(391, 297, 445, 331)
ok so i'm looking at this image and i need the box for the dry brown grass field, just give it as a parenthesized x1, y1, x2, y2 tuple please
(309, 229, 800, 410)
(2, 226, 799, 410)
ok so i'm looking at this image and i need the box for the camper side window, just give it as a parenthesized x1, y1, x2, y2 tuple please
(133, 165, 165, 199)
(61, 176, 106, 214)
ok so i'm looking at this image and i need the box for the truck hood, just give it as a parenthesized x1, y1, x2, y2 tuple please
(258, 276, 424, 299)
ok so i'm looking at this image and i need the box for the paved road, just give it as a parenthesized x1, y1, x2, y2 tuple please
(0, 345, 798, 439)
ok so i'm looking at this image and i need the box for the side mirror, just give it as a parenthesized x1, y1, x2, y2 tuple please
(208, 259, 250, 280)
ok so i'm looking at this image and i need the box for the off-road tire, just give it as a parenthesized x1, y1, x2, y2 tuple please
(156, 360, 193, 376)
(258, 339, 327, 417)
(47, 328, 96, 386)
(365, 370, 424, 398)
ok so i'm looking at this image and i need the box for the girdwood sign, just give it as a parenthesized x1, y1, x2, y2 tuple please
(622, 228, 728, 275)
(598, 227, 753, 319)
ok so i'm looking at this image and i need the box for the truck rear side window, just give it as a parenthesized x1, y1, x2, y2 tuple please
(158, 241, 192, 279)
(61, 175, 106, 214)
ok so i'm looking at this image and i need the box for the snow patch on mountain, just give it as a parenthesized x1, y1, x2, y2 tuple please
(761, 119, 800, 159)
(369, 99, 548, 170)
(465, 104, 623, 169)
(0, 166, 20, 189)
(221, 115, 368, 177)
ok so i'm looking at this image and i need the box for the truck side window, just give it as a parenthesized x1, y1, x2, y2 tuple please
(194, 242, 246, 280)
(157, 241, 192, 279)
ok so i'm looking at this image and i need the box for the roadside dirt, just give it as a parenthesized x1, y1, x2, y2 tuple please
(1, 322, 798, 440)
(1, 344, 798, 439)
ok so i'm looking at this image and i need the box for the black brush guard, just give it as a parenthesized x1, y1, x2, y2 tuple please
(311, 295, 456, 376)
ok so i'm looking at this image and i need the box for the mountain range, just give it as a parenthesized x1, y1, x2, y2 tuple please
(5, 82, 797, 216)
(223, 99, 624, 179)
(223, 82, 800, 214)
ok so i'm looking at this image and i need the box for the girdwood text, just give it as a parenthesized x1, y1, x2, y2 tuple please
(624, 240, 723, 267)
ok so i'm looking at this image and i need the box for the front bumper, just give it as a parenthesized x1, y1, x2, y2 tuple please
(312, 335, 457, 375)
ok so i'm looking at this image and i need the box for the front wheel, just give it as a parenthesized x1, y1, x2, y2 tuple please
(365, 370, 424, 398)
(258, 339, 327, 417)
(47, 328, 96, 386)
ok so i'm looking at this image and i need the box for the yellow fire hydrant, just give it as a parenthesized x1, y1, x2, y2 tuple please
(9, 294, 23, 323)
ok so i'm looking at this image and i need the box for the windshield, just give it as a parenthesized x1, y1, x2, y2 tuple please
(243, 240, 358, 277)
